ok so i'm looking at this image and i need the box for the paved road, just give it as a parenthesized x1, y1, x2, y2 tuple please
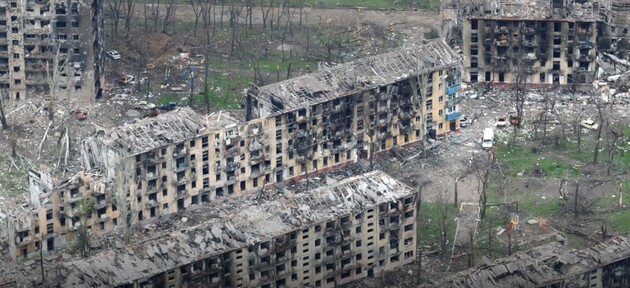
(135, 4, 441, 29)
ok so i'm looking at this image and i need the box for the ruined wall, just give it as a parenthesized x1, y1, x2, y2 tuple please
(0, 0, 102, 101)
(599, 0, 630, 59)
(13, 171, 115, 258)
(463, 18, 597, 85)
(117, 192, 419, 288)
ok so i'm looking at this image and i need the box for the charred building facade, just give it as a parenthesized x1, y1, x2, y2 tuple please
(54, 171, 419, 288)
(598, 0, 630, 58)
(437, 235, 630, 287)
(462, 0, 599, 86)
(3, 40, 459, 265)
(0, 0, 104, 101)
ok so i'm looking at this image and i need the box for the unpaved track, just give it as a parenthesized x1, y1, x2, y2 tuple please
(136, 4, 441, 30)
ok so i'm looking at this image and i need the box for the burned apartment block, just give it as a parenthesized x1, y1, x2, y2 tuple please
(246, 39, 462, 154)
(0, 0, 104, 101)
(4, 40, 460, 259)
(462, 0, 599, 86)
(437, 235, 630, 287)
(598, 0, 630, 58)
(46, 171, 419, 288)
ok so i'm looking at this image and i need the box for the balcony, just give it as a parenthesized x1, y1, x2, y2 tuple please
(445, 84, 460, 95)
(495, 39, 509, 47)
(577, 41, 593, 49)
(445, 111, 461, 121)
(174, 162, 189, 172)
(145, 200, 159, 208)
(576, 54, 592, 62)
(446, 97, 460, 106)
(522, 39, 537, 47)
(494, 26, 509, 34)
(521, 27, 536, 35)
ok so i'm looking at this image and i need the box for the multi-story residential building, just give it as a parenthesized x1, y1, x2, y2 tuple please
(35, 171, 420, 288)
(462, 0, 599, 86)
(3, 39, 461, 260)
(0, 0, 104, 101)
(438, 235, 630, 287)
(598, 0, 630, 59)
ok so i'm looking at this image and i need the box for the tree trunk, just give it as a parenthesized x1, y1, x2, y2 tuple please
(0, 93, 8, 130)
(454, 177, 458, 208)
(574, 181, 579, 219)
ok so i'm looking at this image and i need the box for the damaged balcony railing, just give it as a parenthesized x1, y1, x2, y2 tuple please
(445, 111, 461, 121)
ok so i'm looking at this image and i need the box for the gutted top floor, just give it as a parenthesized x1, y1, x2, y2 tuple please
(463, 0, 601, 21)
(247, 39, 460, 119)
(56, 170, 415, 287)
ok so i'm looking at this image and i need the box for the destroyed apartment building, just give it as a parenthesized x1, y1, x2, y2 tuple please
(0, 0, 104, 101)
(2, 40, 459, 263)
(48, 171, 420, 288)
(436, 235, 630, 288)
(462, 0, 599, 85)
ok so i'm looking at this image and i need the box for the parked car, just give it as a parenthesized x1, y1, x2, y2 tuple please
(159, 102, 178, 111)
(496, 116, 508, 127)
(134, 100, 156, 110)
(482, 128, 494, 149)
(460, 115, 468, 128)
(118, 74, 135, 85)
(106, 50, 121, 60)
(581, 119, 599, 130)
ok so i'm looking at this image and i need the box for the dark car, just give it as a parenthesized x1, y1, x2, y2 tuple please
(159, 102, 178, 111)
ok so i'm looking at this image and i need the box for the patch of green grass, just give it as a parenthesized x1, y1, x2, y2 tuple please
(0, 156, 28, 197)
(606, 209, 630, 232)
(518, 192, 561, 218)
(418, 202, 458, 253)
(154, 93, 182, 105)
(497, 143, 580, 178)
(152, 73, 249, 109)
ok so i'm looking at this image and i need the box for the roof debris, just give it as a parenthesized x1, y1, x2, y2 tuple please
(436, 235, 630, 288)
(58, 170, 414, 287)
(250, 39, 460, 117)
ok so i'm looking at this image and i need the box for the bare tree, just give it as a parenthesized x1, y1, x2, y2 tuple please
(45, 46, 72, 121)
(189, 0, 204, 37)
(228, 3, 243, 56)
(262, 0, 275, 29)
(123, 0, 137, 32)
(161, 0, 178, 33)
(436, 188, 452, 255)
(591, 94, 607, 163)
(0, 89, 8, 129)
(472, 151, 493, 219)
(106, 0, 123, 37)
(149, 0, 161, 32)
(605, 124, 624, 176)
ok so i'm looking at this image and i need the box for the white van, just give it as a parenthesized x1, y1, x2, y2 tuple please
(482, 128, 494, 149)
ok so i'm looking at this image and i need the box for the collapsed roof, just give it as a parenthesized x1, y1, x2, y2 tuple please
(60, 170, 415, 287)
(86, 107, 242, 156)
(249, 39, 460, 117)
(463, 0, 600, 21)
(436, 235, 630, 287)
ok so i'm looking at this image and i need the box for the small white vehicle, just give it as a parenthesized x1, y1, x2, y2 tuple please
(580, 119, 599, 130)
(482, 128, 494, 149)
(496, 116, 508, 127)
(134, 101, 156, 110)
(460, 115, 468, 128)
(106, 50, 121, 60)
